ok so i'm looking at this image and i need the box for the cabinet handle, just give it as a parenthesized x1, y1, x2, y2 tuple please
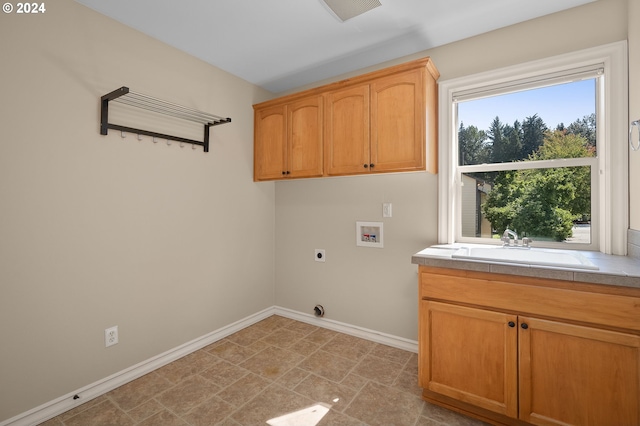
(521, 323, 529, 330)
(363, 164, 369, 168)
(370, 163, 375, 168)
(508, 321, 515, 328)
(282, 171, 286, 175)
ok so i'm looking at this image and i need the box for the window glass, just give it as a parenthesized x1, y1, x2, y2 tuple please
(456, 79, 596, 245)
(457, 79, 596, 165)
(461, 166, 592, 243)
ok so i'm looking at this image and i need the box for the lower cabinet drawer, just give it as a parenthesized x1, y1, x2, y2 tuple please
(419, 269, 640, 332)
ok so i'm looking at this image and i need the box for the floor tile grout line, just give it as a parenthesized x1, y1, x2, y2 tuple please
(151, 395, 189, 425)
(287, 366, 368, 414)
(209, 330, 312, 423)
(203, 325, 362, 423)
(288, 375, 367, 425)
(42, 315, 484, 426)
(107, 355, 231, 425)
(133, 396, 164, 425)
(214, 382, 266, 426)
(191, 335, 344, 425)
(208, 368, 314, 425)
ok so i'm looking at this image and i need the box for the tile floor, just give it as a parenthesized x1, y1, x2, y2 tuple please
(39, 315, 487, 426)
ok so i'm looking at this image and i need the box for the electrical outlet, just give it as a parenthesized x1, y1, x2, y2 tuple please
(314, 249, 326, 262)
(105, 326, 118, 347)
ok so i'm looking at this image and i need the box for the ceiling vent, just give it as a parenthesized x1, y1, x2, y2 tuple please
(322, 0, 382, 22)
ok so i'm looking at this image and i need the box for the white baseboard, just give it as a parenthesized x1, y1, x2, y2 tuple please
(274, 307, 418, 353)
(1, 307, 276, 426)
(2, 307, 417, 426)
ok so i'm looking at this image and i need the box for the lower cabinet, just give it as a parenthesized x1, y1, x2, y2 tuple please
(421, 301, 518, 418)
(518, 317, 640, 426)
(419, 267, 640, 426)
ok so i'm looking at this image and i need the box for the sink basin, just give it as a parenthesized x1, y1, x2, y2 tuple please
(451, 246, 599, 270)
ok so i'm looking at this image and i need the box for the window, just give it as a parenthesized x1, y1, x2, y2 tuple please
(458, 74, 599, 247)
(437, 42, 628, 254)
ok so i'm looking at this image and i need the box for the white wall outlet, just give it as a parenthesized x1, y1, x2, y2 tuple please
(105, 326, 118, 347)
(314, 249, 326, 262)
(383, 202, 392, 218)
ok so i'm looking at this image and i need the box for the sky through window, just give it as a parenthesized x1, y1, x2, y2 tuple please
(457, 79, 595, 132)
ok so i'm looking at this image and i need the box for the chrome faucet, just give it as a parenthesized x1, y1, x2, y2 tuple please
(501, 229, 518, 247)
(501, 229, 533, 248)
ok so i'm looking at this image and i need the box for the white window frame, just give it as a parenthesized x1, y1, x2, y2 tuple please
(437, 41, 628, 254)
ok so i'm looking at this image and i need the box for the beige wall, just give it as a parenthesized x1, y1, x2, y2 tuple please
(0, 0, 634, 422)
(629, 0, 640, 230)
(274, 0, 629, 341)
(0, 0, 275, 421)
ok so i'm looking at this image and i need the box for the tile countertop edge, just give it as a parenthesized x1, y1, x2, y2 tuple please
(412, 249, 640, 290)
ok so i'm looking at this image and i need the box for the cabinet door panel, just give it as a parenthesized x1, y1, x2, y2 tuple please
(519, 317, 640, 426)
(254, 105, 287, 180)
(421, 301, 518, 417)
(288, 96, 323, 178)
(371, 69, 424, 172)
(324, 85, 370, 175)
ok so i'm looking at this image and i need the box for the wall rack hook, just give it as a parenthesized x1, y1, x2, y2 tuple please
(100, 86, 231, 153)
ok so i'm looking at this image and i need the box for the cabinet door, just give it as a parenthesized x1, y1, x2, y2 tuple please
(519, 317, 640, 426)
(370, 68, 425, 173)
(288, 96, 323, 178)
(420, 301, 518, 417)
(324, 85, 370, 176)
(254, 104, 287, 180)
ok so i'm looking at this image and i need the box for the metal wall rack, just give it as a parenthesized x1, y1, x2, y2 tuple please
(100, 86, 231, 152)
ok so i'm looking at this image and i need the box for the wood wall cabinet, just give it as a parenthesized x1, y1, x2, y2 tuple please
(324, 67, 432, 176)
(253, 58, 439, 181)
(254, 95, 323, 180)
(324, 84, 370, 175)
(418, 266, 640, 426)
(371, 67, 429, 173)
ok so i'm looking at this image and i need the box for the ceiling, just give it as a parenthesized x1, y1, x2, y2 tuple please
(75, 0, 595, 94)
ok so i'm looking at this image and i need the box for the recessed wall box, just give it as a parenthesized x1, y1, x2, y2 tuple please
(356, 221, 384, 248)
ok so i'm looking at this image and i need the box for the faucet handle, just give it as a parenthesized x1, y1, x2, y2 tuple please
(522, 237, 532, 247)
